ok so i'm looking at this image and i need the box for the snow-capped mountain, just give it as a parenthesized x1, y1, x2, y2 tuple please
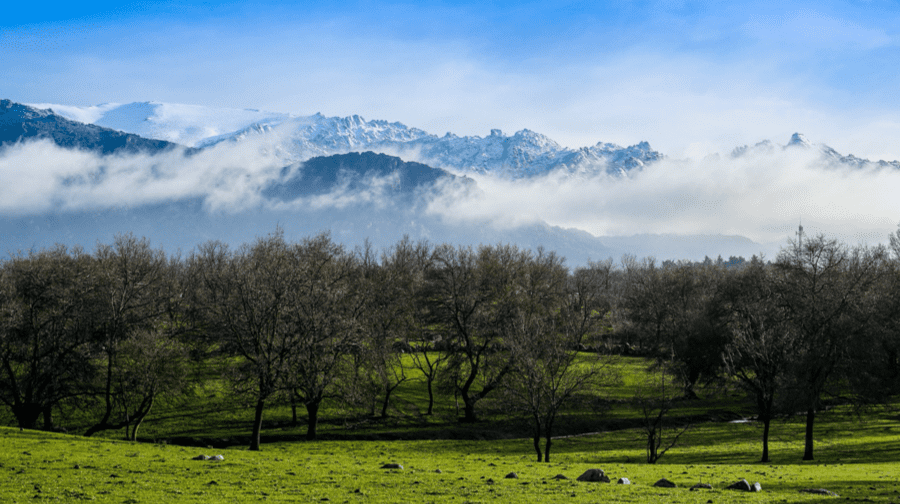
(201, 117, 663, 178)
(35, 101, 664, 178)
(30, 100, 900, 176)
(732, 132, 900, 170)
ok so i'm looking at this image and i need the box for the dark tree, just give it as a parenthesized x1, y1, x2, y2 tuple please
(620, 257, 730, 398)
(774, 229, 886, 460)
(635, 363, 691, 464)
(424, 244, 525, 422)
(191, 231, 300, 450)
(109, 328, 189, 440)
(722, 256, 795, 462)
(355, 238, 431, 418)
(0, 246, 97, 430)
(283, 234, 366, 440)
(504, 254, 616, 462)
(84, 234, 176, 438)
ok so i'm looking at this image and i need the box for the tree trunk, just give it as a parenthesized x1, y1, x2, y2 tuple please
(290, 393, 298, 426)
(461, 396, 477, 423)
(85, 350, 116, 438)
(761, 416, 771, 463)
(306, 400, 320, 441)
(42, 404, 53, 431)
(12, 402, 42, 430)
(803, 407, 815, 461)
(647, 431, 658, 463)
(249, 397, 265, 451)
(380, 384, 392, 419)
(129, 395, 154, 442)
(425, 377, 434, 416)
(543, 419, 554, 463)
(683, 369, 700, 400)
(532, 416, 542, 462)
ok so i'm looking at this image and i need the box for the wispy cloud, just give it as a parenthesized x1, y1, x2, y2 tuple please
(2, 137, 897, 248)
(425, 147, 900, 246)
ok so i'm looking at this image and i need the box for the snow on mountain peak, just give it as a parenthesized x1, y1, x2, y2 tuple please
(24, 100, 665, 178)
(787, 132, 813, 148)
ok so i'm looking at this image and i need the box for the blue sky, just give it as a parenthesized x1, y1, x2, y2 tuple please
(3, 0, 900, 159)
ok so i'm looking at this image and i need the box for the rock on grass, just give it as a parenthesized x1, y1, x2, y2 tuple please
(576, 469, 610, 483)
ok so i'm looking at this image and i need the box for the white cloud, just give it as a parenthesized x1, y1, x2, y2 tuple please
(425, 146, 900, 246)
(2, 135, 898, 251)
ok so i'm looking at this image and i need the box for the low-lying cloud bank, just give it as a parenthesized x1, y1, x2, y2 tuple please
(2, 138, 898, 249)
(425, 147, 900, 247)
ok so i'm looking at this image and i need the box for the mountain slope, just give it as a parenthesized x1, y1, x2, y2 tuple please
(263, 151, 467, 201)
(0, 100, 182, 155)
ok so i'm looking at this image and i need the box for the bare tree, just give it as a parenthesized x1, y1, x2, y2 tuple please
(283, 234, 366, 440)
(85, 234, 175, 437)
(722, 256, 795, 462)
(109, 328, 189, 440)
(351, 238, 429, 418)
(503, 253, 616, 462)
(191, 231, 300, 450)
(0, 246, 96, 430)
(774, 228, 886, 460)
(423, 244, 525, 422)
(620, 257, 730, 398)
(635, 363, 691, 464)
(844, 230, 900, 407)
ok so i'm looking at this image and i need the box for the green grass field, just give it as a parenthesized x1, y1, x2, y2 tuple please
(2, 356, 898, 503)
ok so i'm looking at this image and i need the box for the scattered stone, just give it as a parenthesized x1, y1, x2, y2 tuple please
(726, 479, 752, 491)
(750, 482, 762, 492)
(505, 472, 519, 479)
(73, 465, 80, 470)
(576, 469, 610, 483)
(192, 455, 209, 461)
(552, 474, 569, 480)
(488, 463, 497, 467)
(616, 477, 631, 485)
(690, 483, 712, 491)
(210, 455, 224, 461)
(653, 478, 677, 488)
(380, 463, 403, 470)
(434, 469, 442, 474)
(207, 480, 218, 485)
(800, 488, 839, 497)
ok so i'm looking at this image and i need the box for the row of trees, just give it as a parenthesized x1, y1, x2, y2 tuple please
(1, 227, 899, 462)
(620, 226, 900, 461)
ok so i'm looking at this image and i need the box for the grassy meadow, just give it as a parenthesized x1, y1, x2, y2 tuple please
(2, 356, 899, 503)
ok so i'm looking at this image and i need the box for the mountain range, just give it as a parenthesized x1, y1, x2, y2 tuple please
(29, 101, 664, 178)
(5, 99, 894, 263)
